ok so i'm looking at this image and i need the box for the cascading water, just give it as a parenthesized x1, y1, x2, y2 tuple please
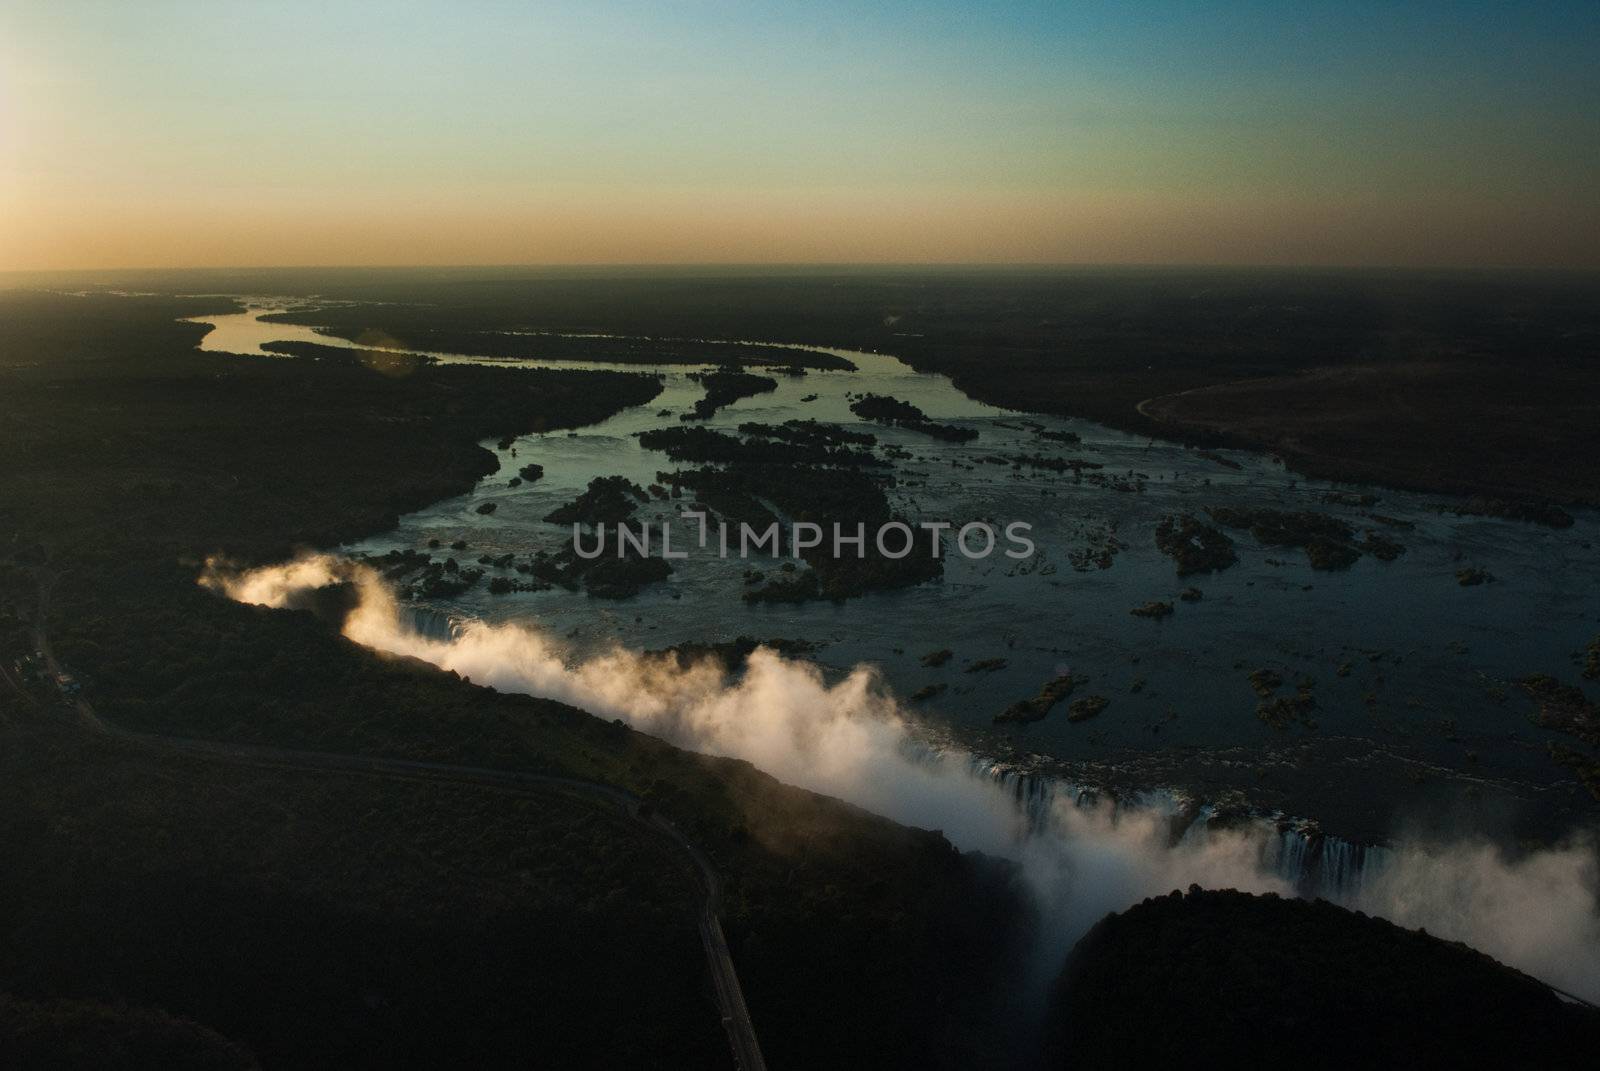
(965, 755, 1392, 900)
(404, 606, 459, 642)
(202, 553, 1600, 1003)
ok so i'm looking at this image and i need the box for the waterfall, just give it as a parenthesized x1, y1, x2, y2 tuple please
(399, 605, 458, 641)
(1263, 822, 1392, 898)
(960, 752, 1391, 900)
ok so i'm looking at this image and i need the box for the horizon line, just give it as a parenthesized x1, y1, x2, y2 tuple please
(6, 260, 1599, 278)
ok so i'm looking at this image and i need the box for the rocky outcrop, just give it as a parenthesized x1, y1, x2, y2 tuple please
(1045, 887, 1600, 1067)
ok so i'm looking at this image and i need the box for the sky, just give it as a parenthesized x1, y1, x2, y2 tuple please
(1, 0, 1596, 270)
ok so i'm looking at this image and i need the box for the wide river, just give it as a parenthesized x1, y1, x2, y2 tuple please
(191, 299, 1600, 842)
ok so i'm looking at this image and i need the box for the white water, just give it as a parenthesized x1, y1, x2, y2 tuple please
(182, 299, 1600, 808)
(206, 553, 1600, 1002)
(183, 298, 1600, 1002)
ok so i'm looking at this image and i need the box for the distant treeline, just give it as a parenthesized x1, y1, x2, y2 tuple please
(261, 310, 855, 369)
(243, 267, 1600, 505)
(0, 290, 1032, 1069)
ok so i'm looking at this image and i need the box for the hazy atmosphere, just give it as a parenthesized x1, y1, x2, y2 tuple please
(4, 0, 1598, 270)
(3, 4, 1598, 1068)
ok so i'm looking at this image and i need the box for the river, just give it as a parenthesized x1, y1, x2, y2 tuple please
(187, 298, 1600, 841)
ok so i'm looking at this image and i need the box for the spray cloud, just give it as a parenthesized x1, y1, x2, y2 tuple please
(202, 554, 1600, 1001)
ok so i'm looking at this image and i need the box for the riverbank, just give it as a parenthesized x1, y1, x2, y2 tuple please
(162, 265, 1600, 508)
(1138, 360, 1600, 509)
(0, 289, 1032, 1068)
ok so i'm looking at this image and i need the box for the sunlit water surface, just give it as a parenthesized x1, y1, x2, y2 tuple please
(189, 301, 1600, 832)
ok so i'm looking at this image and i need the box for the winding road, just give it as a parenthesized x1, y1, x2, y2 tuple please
(25, 570, 768, 1070)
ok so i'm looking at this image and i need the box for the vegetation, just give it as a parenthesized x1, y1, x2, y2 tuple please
(637, 424, 883, 467)
(10, 268, 1596, 1062)
(737, 418, 876, 448)
(576, 552, 674, 599)
(1517, 675, 1599, 744)
(638, 434, 943, 602)
(0, 725, 719, 1068)
(1153, 514, 1238, 575)
(543, 475, 649, 526)
(1000, 452, 1102, 473)
(994, 673, 1086, 726)
(740, 568, 821, 604)
(683, 368, 778, 420)
(1249, 669, 1318, 730)
(1047, 887, 1600, 1066)
(0, 291, 1032, 1068)
(1516, 674, 1600, 799)
(643, 636, 820, 675)
(0, 990, 257, 1070)
(88, 265, 1597, 506)
(1360, 530, 1406, 560)
(258, 313, 854, 369)
(1249, 669, 1284, 697)
(849, 393, 978, 442)
(1206, 506, 1405, 570)
(1066, 696, 1109, 723)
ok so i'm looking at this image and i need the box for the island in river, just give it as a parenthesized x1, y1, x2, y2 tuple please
(2, 267, 1597, 1067)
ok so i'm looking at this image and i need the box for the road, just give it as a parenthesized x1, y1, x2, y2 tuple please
(26, 570, 769, 1070)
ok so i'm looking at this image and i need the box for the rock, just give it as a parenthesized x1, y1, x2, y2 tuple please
(1206, 506, 1367, 570)
(1154, 514, 1237, 575)
(1248, 668, 1283, 697)
(1066, 695, 1109, 723)
(994, 673, 1086, 725)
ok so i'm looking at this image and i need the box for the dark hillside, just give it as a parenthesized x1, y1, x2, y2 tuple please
(0, 289, 1030, 1068)
(1048, 886, 1600, 1067)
